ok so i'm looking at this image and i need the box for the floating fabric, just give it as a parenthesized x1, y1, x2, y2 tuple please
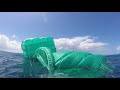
(21, 37, 108, 78)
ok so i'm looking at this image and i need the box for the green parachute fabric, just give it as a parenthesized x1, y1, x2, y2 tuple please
(21, 37, 108, 78)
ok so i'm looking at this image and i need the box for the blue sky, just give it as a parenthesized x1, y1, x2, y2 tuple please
(0, 12, 120, 55)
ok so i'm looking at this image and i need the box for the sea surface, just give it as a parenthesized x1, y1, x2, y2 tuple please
(0, 51, 119, 78)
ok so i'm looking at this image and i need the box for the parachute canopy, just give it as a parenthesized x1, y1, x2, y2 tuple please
(21, 37, 56, 59)
(21, 37, 108, 78)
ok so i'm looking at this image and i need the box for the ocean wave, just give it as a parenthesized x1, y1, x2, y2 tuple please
(0, 51, 120, 78)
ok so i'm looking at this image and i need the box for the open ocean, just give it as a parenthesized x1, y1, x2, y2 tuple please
(0, 51, 119, 78)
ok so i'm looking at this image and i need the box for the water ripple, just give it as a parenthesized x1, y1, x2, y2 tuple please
(0, 51, 120, 78)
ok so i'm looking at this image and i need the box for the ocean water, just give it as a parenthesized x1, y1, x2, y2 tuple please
(0, 51, 119, 78)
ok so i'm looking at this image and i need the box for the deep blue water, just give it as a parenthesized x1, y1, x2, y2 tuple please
(0, 51, 119, 78)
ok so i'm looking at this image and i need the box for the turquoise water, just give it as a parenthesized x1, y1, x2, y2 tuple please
(0, 51, 119, 78)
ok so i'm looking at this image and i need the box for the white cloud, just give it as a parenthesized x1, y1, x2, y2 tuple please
(0, 35, 22, 53)
(54, 36, 108, 53)
(40, 12, 48, 23)
(12, 35, 17, 38)
(117, 46, 120, 52)
(0, 35, 108, 54)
